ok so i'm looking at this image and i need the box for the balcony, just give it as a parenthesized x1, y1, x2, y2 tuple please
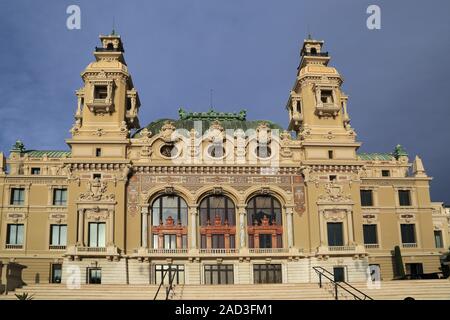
(5, 244, 23, 250)
(402, 243, 418, 248)
(248, 248, 289, 254)
(49, 245, 66, 251)
(315, 102, 340, 117)
(65, 245, 120, 261)
(316, 244, 366, 257)
(364, 244, 380, 249)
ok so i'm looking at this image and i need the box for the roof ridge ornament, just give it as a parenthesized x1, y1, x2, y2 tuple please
(178, 108, 246, 121)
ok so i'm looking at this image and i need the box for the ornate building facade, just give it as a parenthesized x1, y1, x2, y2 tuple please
(0, 34, 448, 288)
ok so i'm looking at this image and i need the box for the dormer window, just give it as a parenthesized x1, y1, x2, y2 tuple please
(94, 85, 108, 100)
(321, 90, 333, 103)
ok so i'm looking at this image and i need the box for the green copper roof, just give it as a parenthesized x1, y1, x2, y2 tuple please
(358, 153, 395, 161)
(24, 150, 71, 158)
(134, 109, 284, 138)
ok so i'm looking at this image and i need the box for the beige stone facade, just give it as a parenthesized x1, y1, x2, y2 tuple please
(0, 34, 447, 290)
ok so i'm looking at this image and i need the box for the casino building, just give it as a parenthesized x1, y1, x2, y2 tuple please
(0, 33, 448, 289)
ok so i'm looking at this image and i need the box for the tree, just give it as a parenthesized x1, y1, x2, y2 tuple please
(394, 245, 405, 279)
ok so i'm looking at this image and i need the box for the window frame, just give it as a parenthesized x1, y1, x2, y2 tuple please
(52, 188, 67, 206)
(10, 188, 25, 206)
(6, 223, 24, 245)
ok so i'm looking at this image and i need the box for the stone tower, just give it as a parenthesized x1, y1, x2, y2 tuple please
(67, 32, 141, 160)
(287, 37, 360, 162)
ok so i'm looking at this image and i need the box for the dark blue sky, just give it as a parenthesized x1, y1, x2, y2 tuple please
(0, 0, 449, 203)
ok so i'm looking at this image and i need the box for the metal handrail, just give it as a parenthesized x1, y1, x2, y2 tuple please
(153, 267, 178, 300)
(312, 266, 373, 300)
(165, 270, 178, 300)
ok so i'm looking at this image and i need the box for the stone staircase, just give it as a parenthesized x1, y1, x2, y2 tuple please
(1, 280, 449, 300)
(172, 283, 334, 300)
(1, 283, 333, 300)
(352, 279, 450, 300)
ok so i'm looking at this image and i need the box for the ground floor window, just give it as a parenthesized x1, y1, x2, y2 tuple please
(405, 263, 423, 276)
(87, 268, 102, 284)
(154, 264, 185, 285)
(51, 263, 62, 283)
(204, 264, 234, 285)
(333, 267, 345, 282)
(253, 264, 282, 284)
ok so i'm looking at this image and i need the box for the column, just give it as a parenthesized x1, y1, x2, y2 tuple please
(189, 207, 198, 249)
(286, 207, 294, 248)
(318, 209, 325, 246)
(108, 209, 114, 246)
(77, 209, 84, 246)
(238, 207, 247, 249)
(346, 210, 354, 244)
(141, 207, 149, 248)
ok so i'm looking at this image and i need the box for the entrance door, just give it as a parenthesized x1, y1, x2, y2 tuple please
(154, 265, 185, 285)
(51, 264, 62, 283)
(87, 268, 102, 284)
(406, 263, 423, 278)
(333, 267, 345, 282)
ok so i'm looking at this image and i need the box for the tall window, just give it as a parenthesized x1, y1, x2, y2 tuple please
(50, 225, 67, 246)
(360, 190, 373, 207)
(327, 222, 344, 246)
(398, 190, 411, 206)
(151, 195, 188, 249)
(7, 224, 24, 245)
(53, 188, 67, 206)
(434, 230, 444, 248)
(199, 195, 236, 249)
(204, 264, 234, 285)
(363, 224, 378, 244)
(10, 188, 25, 205)
(88, 222, 106, 247)
(400, 224, 416, 244)
(247, 195, 283, 249)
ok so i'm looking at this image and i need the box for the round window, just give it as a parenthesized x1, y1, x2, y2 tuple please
(208, 144, 226, 158)
(256, 146, 271, 158)
(160, 144, 178, 158)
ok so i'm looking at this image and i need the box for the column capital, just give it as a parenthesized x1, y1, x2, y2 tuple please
(285, 206, 294, 215)
(237, 207, 247, 215)
(140, 206, 149, 214)
(189, 206, 198, 215)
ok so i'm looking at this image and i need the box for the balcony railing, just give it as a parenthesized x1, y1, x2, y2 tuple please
(248, 248, 290, 254)
(5, 244, 23, 250)
(147, 248, 189, 254)
(77, 246, 107, 252)
(49, 245, 67, 250)
(364, 244, 380, 249)
(199, 248, 239, 254)
(402, 243, 418, 248)
(328, 245, 356, 252)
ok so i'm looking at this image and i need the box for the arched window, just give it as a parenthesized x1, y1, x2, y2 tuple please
(247, 195, 283, 249)
(199, 195, 236, 249)
(151, 195, 188, 249)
